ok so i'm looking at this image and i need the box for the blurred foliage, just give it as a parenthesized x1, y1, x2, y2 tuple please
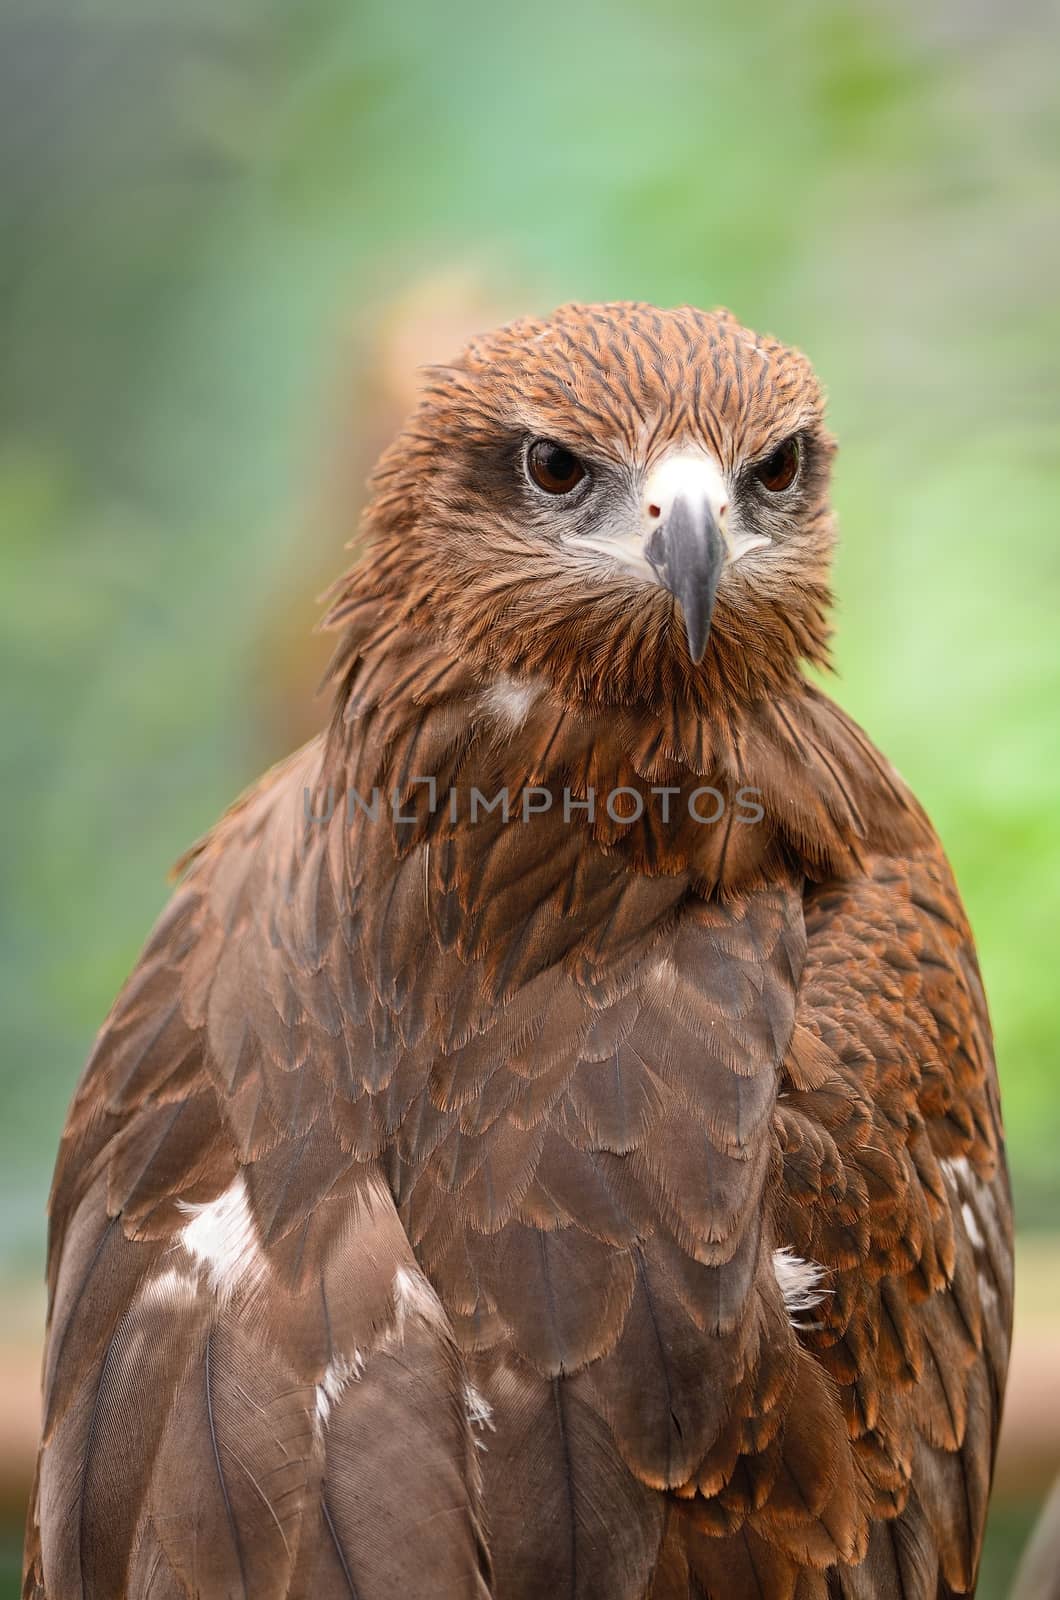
(3, 0, 1059, 1230)
(0, 0, 1058, 1586)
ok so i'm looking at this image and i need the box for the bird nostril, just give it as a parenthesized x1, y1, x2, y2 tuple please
(719, 503, 729, 519)
(648, 505, 661, 519)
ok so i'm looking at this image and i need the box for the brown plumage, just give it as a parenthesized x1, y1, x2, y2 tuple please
(23, 302, 1012, 1599)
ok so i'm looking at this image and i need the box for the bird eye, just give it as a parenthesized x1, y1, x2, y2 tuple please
(525, 439, 587, 496)
(753, 437, 800, 493)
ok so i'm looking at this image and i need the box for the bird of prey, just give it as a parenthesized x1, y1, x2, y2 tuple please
(23, 302, 1013, 1599)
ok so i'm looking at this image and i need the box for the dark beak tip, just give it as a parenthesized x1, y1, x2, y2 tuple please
(682, 609, 711, 665)
(652, 495, 724, 668)
(687, 632, 709, 666)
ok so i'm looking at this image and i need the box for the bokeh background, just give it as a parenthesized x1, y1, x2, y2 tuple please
(2, 0, 1058, 1593)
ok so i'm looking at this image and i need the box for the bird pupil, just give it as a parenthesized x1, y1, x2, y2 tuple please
(756, 437, 799, 491)
(527, 439, 584, 494)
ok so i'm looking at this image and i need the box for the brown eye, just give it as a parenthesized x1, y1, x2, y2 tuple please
(526, 439, 587, 495)
(753, 437, 800, 493)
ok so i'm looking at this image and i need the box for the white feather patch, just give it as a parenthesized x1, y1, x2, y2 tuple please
(315, 1351, 365, 1425)
(940, 1155, 1012, 1318)
(773, 1246, 828, 1322)
(979, 1273, 1000, 1312)
(961, 1201, 985, 1251)
(940, 1155, 972, 1188)
(140, 1267, 199, 1308)
(941, 1155, 1000, 1256)
(177, 1175, 264, 1300)
(392, 1266, 448, 1337)
(480, 674, 540, 732)
(464, 1384, 495, 1433)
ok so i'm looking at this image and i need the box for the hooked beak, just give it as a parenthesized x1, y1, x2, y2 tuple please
(644, 496, 726, 665)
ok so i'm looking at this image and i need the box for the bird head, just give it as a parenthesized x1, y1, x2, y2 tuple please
(356, 302, 837, 706)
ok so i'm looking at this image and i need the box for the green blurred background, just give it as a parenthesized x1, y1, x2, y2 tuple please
(1, 0, 1058, 1593)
